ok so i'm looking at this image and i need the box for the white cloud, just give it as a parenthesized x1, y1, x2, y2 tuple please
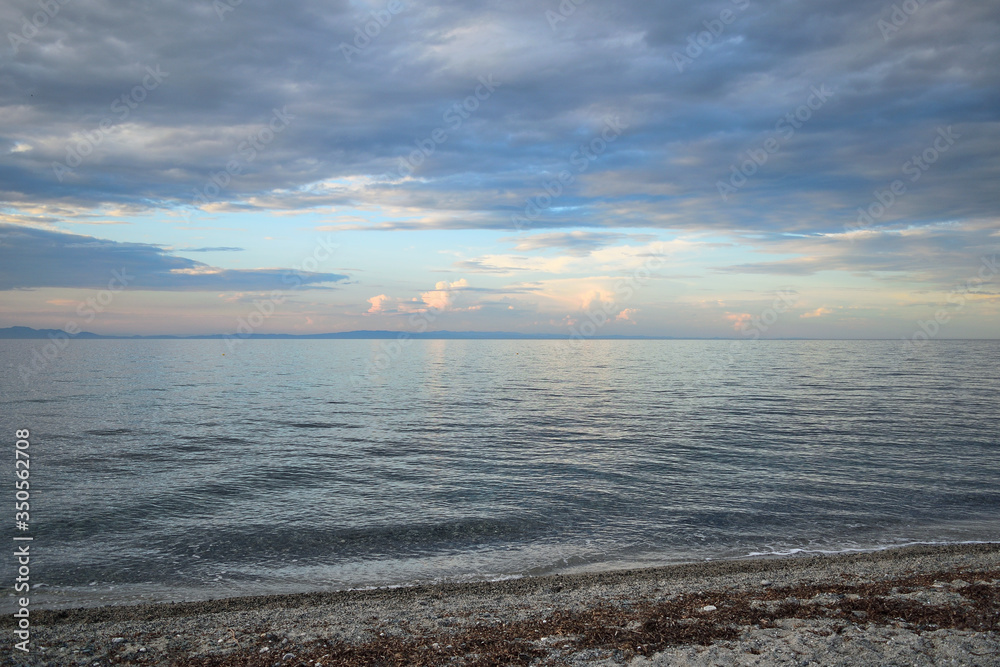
(365, 278, 477, 317)
(420, 278, 470, 311)
(725, 312, 753, 331)
(616, 307, 639, 322)
(367, 294, 393, 314)
(801, 306, 833, 318)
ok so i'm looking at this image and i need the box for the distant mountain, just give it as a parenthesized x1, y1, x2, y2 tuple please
(0, 326, 104, 339)
(0, 326, 672, 340)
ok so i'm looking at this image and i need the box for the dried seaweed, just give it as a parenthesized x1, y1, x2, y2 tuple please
(95, 568, 1000, 666)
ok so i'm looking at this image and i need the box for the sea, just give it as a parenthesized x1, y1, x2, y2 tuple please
(1, 339, 998, 610)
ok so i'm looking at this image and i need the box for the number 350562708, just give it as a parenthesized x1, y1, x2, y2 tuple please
(15, 429, 30, 527)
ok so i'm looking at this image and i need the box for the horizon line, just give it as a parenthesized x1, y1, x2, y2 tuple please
(1, 326, 998, 342)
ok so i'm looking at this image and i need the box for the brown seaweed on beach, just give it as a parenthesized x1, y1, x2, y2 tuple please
(166, 567, 999, 667)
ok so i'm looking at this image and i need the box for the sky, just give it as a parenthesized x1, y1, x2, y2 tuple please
(1, 0, 998, 338)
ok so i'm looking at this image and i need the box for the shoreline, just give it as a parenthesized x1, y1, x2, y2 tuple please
(20, 538, 998, 613)
(10, 542, 1000, 665)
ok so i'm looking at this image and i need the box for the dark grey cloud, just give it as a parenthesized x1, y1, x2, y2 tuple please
(0, 0, 997, 238)
(0, 225, 348, 290)
(716, 222, 999, 289)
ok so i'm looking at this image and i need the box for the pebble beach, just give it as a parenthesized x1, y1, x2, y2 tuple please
(6, 543, 999, 666)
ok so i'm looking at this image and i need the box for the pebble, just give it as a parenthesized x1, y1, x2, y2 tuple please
(700, 605, 717, 612)
(25, 545, 1000, 665)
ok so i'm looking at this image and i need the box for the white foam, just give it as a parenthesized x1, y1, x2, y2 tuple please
(745, 539, 996, 558)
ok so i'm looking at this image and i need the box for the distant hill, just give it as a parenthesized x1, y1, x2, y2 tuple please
(0, 326, 104, 339)
(0, 326, 671, 340)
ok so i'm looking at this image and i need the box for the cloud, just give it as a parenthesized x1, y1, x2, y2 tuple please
(499, 231, 657, 256)
(715, 221, 999, 288)
(363, 278, 499, 317)
(726, 313, 753, 331)
(453, 255, 575, 275)
(616, 307, 639, 322)
(420, 279, 470, 312)
(453, 240, 673, 277)
(2, 0, 999, 340)
(580, 289, 617, 312)
(176, 247, 244, 252)
(0, 0, 995, 247)
(366, 294, 393, 314)
(801, 307, 834, 318)
(0, 224, 348, 291)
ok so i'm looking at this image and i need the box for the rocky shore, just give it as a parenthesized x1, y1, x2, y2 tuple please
(6, 543, 999, 666)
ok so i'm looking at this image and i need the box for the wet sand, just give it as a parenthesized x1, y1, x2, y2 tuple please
(7, 543, 999, 666)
